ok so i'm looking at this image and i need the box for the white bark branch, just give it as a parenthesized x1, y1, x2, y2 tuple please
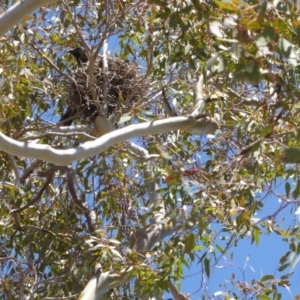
(145, 170, 166, 223)
(190, 74, 206, 117)
(0, 0, 59, 38)
(77, 270, 131, 300)
(0, 116, 218, 166)
(125, 141, 160, 160)
(169, 282, 189, 300)
(78, 223, 180, 300)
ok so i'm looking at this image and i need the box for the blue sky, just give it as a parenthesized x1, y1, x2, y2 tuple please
(176, 185, 300, 300)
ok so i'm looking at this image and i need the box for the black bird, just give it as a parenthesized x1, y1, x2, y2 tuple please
(59, 106, 76, 126)
(60, 48, 89, 126)
(59, 83, 84, 126)
(68, 47, 88, 65)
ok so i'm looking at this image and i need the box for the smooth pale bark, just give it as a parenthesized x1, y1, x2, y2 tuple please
(190, 74, 206, 117)
(77, 270, 131, 300)
(78, 222, 180, 300)
(0, 0, 59, 38)
(0, 116, 218, 165)
(170, 283, 189, 300)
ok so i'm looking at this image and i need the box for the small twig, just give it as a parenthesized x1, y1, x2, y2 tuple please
(29, 42, 76, 85)
(22, 225, 56, 235)
(61, 0, 89, 51)
(67, 168, 96, 233)
(11, 176, 53, 214)
(20, 160, 42, 184)
(38, 165, 69, 178)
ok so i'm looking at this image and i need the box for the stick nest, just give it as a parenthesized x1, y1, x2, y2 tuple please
(69, 56, 145, 122)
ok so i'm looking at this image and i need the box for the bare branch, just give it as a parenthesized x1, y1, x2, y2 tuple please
(10, 176, 53, 214)
(29, 42, 76, 84)
(67, 168, 96, 233)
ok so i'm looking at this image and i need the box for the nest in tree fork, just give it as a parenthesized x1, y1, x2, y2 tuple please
(69, 56, 145, 123)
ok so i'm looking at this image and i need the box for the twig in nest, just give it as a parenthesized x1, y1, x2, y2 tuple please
(69, 55, 147, 122)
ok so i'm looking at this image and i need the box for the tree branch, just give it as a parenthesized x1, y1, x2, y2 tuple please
(67, 168, 97, 233)
(0, 116, 218, 165)
(0, 0, 59, 38)
(169, 282, 189, 300)
(10, 175, 53, 214)
(190, 73, 206, 117)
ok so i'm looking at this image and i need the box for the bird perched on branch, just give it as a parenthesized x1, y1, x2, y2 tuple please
(68, 47, 88, 65)
(59, 106, 76, 126)
(59, 48, 90, 126)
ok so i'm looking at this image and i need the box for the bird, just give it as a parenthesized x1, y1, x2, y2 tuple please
(68, 47, 88, 65)
(59, 82, 98, 125)
(59, 106, 76, 126)
(59, 48, 89, 126)
(60, 47, 133, 126)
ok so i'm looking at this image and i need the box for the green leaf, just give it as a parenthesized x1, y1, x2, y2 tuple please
(293, 181, 300, 199)
(207, 54, 219, 69)
(279, 251, 291, 264)
(296, 25, 300, 46)
(204, 257, 210, 278)
(184, 44, 191, 55)
(213, 0, 238, 12)
(253, 227, 260, 246)
(281, 148, 300, 163)
(278, 263, 290, 272)
(256, 295, 271, 300)
(118, 113, 132, 124)
(261, 275, 274, 282)
(258, 1, 267, 18)
(259, 125, 273, 137)
(255, 36, 268, 47)
(277, 37, 298, 66)
(285, 182, 291, 197)
(296, 0, 300, 12)
(216, 244, 226, 254)
(184, 234, 196, 254)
